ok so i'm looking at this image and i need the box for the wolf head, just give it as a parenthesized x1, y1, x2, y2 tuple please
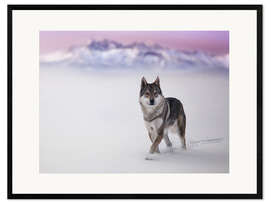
(139, 76, 164, 107)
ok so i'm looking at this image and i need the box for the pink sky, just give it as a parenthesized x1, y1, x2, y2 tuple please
(40, 31, 229, 55)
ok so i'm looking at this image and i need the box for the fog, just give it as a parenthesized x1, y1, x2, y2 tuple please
(40, 67, 229, 173)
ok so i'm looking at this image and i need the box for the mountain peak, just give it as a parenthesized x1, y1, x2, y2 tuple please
(40, 39, 229, 71)
(87, 39, 123, 51)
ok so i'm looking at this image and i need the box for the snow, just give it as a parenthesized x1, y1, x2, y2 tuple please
(39, 67, 229, 173)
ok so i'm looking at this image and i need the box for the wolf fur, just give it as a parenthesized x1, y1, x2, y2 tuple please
(139, 76, 186, 160)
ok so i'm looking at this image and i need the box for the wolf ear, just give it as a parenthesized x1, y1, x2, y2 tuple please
(154, 76, 160, 87)
(141, 77, 147, 89)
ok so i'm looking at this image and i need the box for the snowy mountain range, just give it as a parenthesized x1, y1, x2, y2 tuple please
(40, 39, 229, 71)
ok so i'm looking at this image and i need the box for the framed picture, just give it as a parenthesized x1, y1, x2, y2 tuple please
(7, 4, 263, 199)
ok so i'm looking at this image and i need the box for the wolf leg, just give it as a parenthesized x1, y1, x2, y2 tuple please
(163, 132, 173, 152)
(180, 134, 187, 150)
(145, 125, 164, 160)
(148, 132, 160, 153)
(163, 132, 172, 147)
(178, 114, 187, 150)
(150, 133, 163, 154)
(145, 134, 163, 160)
(145, 133, 163, 160)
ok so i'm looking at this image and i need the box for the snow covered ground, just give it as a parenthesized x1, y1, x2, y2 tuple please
(39, 67, 229, 173)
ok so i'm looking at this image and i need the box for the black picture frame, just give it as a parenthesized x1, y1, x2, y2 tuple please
(7, 4, 263, 199)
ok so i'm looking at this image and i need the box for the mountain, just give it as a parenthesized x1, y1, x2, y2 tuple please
(40, 39, 229, 71)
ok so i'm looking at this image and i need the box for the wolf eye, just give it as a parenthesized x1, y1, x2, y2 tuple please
(154, 93, 158, 97)
(145, 93, 150, 97)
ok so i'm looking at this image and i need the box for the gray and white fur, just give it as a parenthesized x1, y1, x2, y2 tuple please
(139, 76, 186, 160)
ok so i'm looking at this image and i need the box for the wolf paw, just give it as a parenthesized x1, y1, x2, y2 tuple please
(167, 146, 174, 152)
(145, 153, 158, 160)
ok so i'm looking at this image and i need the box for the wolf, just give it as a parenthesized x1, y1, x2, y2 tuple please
(139, 76, 186, 160)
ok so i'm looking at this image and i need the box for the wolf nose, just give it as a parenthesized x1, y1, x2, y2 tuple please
(150, 99, 154, 105)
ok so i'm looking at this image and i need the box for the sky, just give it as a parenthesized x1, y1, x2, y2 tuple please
(40, 31, 229, 56)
